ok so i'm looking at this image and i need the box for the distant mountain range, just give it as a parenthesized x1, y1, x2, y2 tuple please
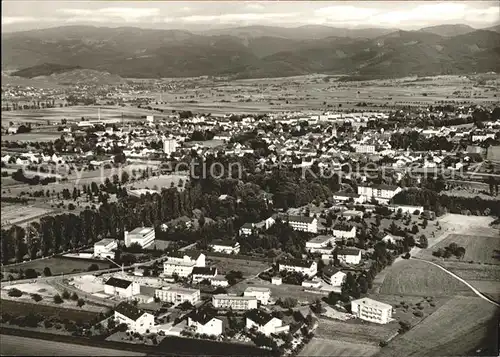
(3, 24, 500, 80)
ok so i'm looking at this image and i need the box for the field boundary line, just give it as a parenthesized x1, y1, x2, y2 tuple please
(411, 257, 500, 307)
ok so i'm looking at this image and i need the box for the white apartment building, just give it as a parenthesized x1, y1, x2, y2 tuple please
(93, 238, 117, 259)
(155, 286, 200, 305)
(212, 294, 258, 311)
(302, 278, 322, 289)
(163, 260, 195, 278)
(333, 192, 366, 204)
(337, 248, 362, 265)
(332, 224, 357, 239)
(322, 266, 346, 286)
(210, 275, 229, 287)
(163, 139, 178, 155)
(357, 184, 402, 204)
(114, 302, 155, 333)
(355, 144, 376, 154)
(104, 277, 140, 298)
(351, 297, 393, 324)
(209, 240, 240, 254)
(286, 215, 318, 233)
(279, 259, 318, 277)
(246, 309, 289, 336)
(306, 235, 336, 253)
(187, 309, 223, 336)
(243, 287, 271, 305)
(168, 252, 205, 266)
(124, 227, 155, 248)
(192, 267, 218, 283)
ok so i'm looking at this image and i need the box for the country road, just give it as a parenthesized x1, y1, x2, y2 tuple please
(411, 257, 500, 307)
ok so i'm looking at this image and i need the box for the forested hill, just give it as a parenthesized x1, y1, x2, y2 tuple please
(3, 24, 500, 79)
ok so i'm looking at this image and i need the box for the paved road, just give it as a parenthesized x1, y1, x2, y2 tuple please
(411, 257, 500, 307)
(0, 334, 144, 356)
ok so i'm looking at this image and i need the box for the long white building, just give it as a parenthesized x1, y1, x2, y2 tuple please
(351, 297, 393, 324)
(124, 227, 155, 248)
(212, 294, 258, 310)
(155, 286, 200, 305)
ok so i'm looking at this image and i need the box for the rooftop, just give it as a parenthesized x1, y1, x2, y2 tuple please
(160, 286, 199, 295)
(213, 294, 257, 301)
(287, 215, 315, 224)
(115, 302, 146, 321)
(308, 235, 334, 244)
(322, 265, 343, 277)
(105, 277, 132, 289)
(279, 258, 315, 268)
(244, 287, 271, 293)
(192, 267, 217, 276)
(352, 297, 392, 310)
(338, 248, 361, 256)
(246, 309, 274, 326)
(128, 227, 154, 235)
(189, 308, 218, 325)
(94, 238, 116, 246)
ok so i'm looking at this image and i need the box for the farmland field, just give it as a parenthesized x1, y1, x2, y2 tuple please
(299, 337, 380, 357)
(0, 335, 145, 356)
(378, 296, 499, 357)
(417, 234, 500, 265)
(207, 256, 270, 277)
(0, 299, 101, 322)
(379, 259, 472, 297)
(315, 318, 398, 345)
(1, 204, 56, 226)
(4, 257, 111, 277)
(3, 132, 62, 142)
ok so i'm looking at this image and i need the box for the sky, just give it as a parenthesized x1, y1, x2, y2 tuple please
(2, 1, 499, 32)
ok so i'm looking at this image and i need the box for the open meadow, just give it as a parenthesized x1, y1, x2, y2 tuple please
(206, 256, 270, 277)
(299, 337, 380, 357)
(3, 257, 111, 277)
(1, 203, 56, 227)
(417, 233, 500, 265)
(377, 296, 499, 357)
(379, 259, 472, 297)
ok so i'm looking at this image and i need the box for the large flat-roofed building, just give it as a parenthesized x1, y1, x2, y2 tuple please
(209, 240, 240, 255)
(243, 287, 271, 305)
(357, 184, 401, 204)
(306, 235, 335, 253)
(93, 238, 117, 259)
(332, 224, 356, 239)
(351, 297, 393, 324)
(212, 294, 258, 311)
(286, 215, 318, 233)
(279, 259, 318, 277)
(124, 227, 155, 248)
(163, 260, 196, 278)
(337, 248, 362, 265)
(155, 286, 200, 305)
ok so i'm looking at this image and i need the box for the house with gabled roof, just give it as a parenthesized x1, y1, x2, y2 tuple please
(245, 309, 289, 336)
(104, 277, 140, 298)
(114, 302, 155, 333)
(187, 308, 223, 336)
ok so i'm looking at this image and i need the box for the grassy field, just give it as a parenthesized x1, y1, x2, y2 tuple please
(379, 259, 472, 297)
(378, 296, 499, 357)
(417, 234, 500, 265)
(0, 299, 101, 322)
(315, 318, 398, 345)
(3, 132, 62, 142)
(4, 257, 111, 277)
(0, 335, 145, 356)
(299, 337, 380, 357)
(128, 174, 188, 191)
(1, 204, 55, 226)
(206, 256, 270, 277)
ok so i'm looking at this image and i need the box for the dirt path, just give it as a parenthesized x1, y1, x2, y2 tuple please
(411, 257, 500, 307)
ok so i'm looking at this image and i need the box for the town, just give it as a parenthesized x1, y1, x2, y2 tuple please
(1, 3, 500, 357)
